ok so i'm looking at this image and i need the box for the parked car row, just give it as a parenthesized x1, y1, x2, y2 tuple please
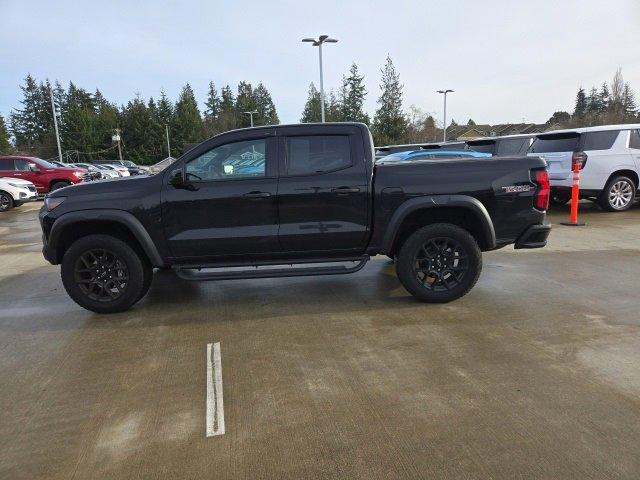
(376, 124, 640, 211)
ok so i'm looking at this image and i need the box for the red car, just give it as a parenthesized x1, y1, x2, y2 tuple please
(0, 156, 88, 194)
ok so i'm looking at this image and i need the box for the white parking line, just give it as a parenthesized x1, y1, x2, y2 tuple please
(206, 342, 225, 437)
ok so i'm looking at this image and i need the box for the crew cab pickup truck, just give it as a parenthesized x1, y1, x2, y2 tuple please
(39, 123, 551, 313)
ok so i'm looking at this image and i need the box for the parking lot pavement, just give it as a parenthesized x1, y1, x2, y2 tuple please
(1, 201, 640, 479)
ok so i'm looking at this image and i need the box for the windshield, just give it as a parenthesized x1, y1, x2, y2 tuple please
(467, 140, 496, 154)
(122, 161, 136, 167)
(37, 158, 59, 168)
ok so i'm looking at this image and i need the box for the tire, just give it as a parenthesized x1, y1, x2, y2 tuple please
(137, 263, 154, 301)
(50, 181, 70, 192)
(61, 234, 150, 313)
(550, 190, 571, 206)
(396, 223, 482, 303)
(598, 175, 636, 212)
(0, 191, 14, 212)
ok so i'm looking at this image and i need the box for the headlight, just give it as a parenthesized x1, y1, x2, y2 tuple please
(73, 171, 84, 178)
(7, 182, 26, 188)
(45, 196, 66, 211)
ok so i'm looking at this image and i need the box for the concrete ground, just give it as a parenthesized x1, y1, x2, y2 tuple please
(1, 201, 640, 479)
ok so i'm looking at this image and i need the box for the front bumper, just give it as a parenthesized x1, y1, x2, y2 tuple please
(514, 224, 551, 249)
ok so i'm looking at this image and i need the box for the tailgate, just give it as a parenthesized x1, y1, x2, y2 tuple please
(528, 132, 581, 182)
(533, 151, 573, 181)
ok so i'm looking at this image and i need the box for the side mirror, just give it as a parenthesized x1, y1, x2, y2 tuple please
(29, 163, 40, 172)
(169, 168, 185, 188)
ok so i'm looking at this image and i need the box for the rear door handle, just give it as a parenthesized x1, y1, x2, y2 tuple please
(332, 186, 360, 194)
(243, 191, 271, 199)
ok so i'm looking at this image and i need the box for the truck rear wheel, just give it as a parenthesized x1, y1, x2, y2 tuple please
(61, 234, 150, 313)
(396, 223, 482, 303)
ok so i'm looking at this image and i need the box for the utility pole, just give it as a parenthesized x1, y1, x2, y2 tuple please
(437, 89, 454, 142)
(243, 110, 258, 127)
(112, 128, 123, 161)
(165, 124, 171, 157)
(302, 35, 338, 122)
(49, 88, 63, 162)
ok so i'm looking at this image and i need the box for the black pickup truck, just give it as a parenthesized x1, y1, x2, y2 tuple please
(39, 123, 551, 313)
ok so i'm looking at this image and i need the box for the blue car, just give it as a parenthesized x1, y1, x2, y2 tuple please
(377, 149, 492, 163)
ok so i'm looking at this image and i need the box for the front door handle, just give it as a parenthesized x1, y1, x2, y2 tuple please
(332, 186, 360, 194)
(243, 191, 271, 199)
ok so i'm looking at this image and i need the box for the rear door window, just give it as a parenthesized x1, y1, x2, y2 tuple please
(285, 135, 351, 176)
(0, 159, 14, 169)
(582, 130, 619, 151)
(628, 130, 640, 150)
(529, 133, 581, 153)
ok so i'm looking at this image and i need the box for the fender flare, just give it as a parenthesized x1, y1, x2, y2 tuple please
(48, 209, 164, 267)
(380, 195, 496, 254)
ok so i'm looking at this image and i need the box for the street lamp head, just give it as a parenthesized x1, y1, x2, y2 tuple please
(302, 36, 338, 46)
(324, 38, 338, 43)
(302, 38, 316, 43)
(437, 89, 454, 94)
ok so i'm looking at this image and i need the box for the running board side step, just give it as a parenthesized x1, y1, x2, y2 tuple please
(173, 256, 370, 281)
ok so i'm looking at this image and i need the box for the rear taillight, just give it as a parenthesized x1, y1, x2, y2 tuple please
(572, 151, 587, 170)
(534, 169, 550, 211)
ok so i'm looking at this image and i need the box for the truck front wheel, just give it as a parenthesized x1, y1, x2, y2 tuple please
(396, 223, 482, 303)
(61, 234, 151, 313)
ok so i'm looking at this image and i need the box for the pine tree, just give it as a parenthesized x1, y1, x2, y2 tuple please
(300, 83, 321, 123)
(204, 82, 221, 120)
(326, 90, 343, 122)
(235, 81, 257, 128)
(372, 56, 407, 145)
(216, 84, 237, 132)
(93, 89, 120, 157)
(341, 63, 369, 124)
(573, 87, 587, 121)
(622, 83, 638, 121)
(254, 83, 279, 125)
(0, 114, 13, 153)
(61, 82, 96, 158)
(10, 74, 43, 152)
(586, 86, 602, 116)
(121, 95, 155, 164)
(172, 83, 202, 154)
(598, 82, 610, 114)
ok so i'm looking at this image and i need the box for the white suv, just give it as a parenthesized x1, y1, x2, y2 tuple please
(528, 124, 640, 211)
(0, 177, 39, 212)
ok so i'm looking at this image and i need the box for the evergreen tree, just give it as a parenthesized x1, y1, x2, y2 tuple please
(216, 84, 237, 132)
(467, 119, 476, 126)
(121, 96, 155, 164)
(235, 81, 257, 128)
(372, 56, 407, 145)
(61, 82, 96, 158)
(93, 89, 120, 157)
(300, 83, 321, 123)
(622, 83, 638, 120)
(546, 111, 571, 126)
(152, 91, 175, 157)
(172, 83, 202, 153)
(326, 90, 343, 122)
(573, 87, 587, 121)
(598, 82, 610, 114)
(204, 81, 221, 120)
(10, 74, 43, 152)
(341, 63, 369, 124)
(0, 114, 13, 153)
(586, 86, 602, 116)
(254, 83, 279, 125)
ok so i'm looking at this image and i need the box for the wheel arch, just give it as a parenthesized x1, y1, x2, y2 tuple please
(49, 210, 164, 267)
(48, 179, 73, 191)
(381, 195, 496, 256)
(605, 169, 639, 189)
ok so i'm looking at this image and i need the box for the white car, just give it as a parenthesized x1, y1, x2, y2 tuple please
(0, 177, 39, 212)
(528, 124, 640, 211)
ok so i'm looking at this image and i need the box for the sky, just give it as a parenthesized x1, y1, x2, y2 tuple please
(1, 0, 640, 127)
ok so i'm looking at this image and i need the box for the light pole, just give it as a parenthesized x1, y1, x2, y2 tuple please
(49, 88, 63, 162)
(437, 89, 454, 142)
(302, 35, 338, 123)
(165, 124, 171, 157)
(243, 110, 258, 127)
